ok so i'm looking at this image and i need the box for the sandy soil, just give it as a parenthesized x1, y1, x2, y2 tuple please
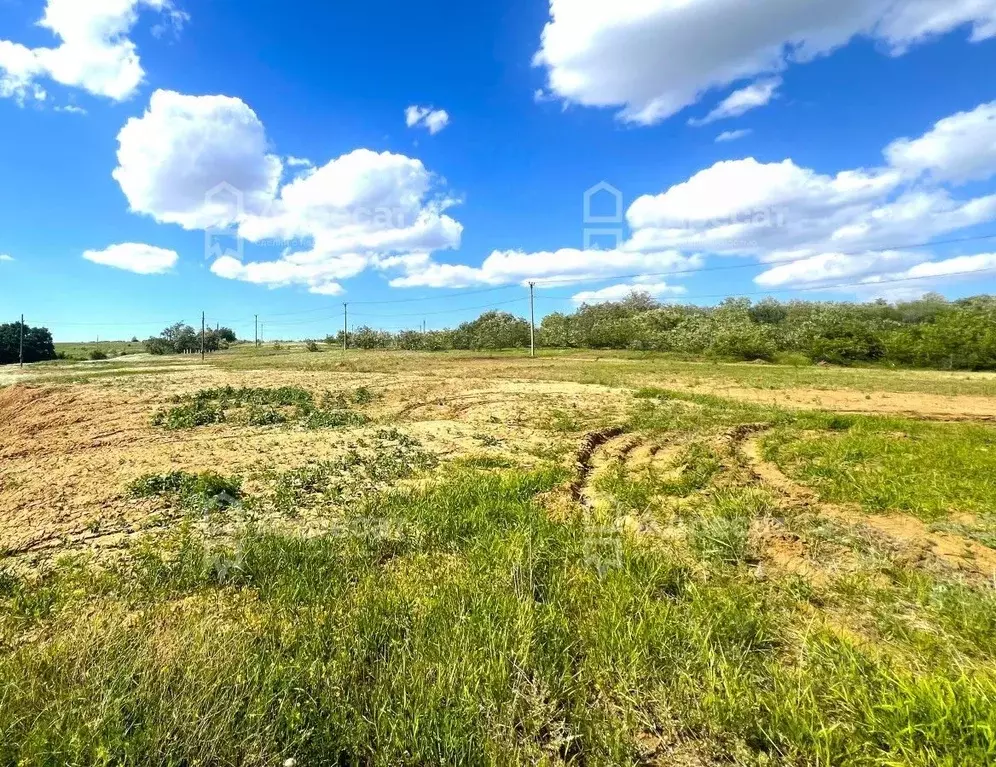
(0, 370, 629, 557)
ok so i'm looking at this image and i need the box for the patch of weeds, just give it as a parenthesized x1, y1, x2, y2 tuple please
(762, 417, 996, 520)
(193, 386, 314, 408)
(0, 567, 20, 599)
(659, 442, 721, 496)
(454, 455, 515, 470)
(268, 434, 437, 515)
(243, 405, 288, 427)
(302, 408, 368, 430)
(474, 433, 504, 448)
(688, 488, 769, 565)
(154, 386, 369, 431)
(690, 516, 752, 565)
(128, 471, 242, 512)
(152, 401, 225, 430)
(352, 386, 375, 405)
(633, 387, 677, 400)
(542, 408, 582, 433)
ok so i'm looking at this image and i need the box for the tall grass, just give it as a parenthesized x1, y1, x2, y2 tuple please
(2, 468, 994, 765)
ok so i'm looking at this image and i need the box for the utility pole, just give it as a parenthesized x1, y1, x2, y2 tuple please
(343, 303, 348, 352)
(528, 282, 536, 358)
(255, 315, 259, 348)
(18, 314, 24, 368)
(201, 311, 206, 362)
(422, 319, 426, 335)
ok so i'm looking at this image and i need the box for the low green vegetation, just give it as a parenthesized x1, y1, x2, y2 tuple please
(151, 386, 373, 431)
(2, 465, 995, 765)
(128, 470, 242, 511)
(763, 414, 996, 521)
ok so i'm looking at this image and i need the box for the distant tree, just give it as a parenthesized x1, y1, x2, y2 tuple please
(0, 321, 56, 365)
(144, 323, 201, 355)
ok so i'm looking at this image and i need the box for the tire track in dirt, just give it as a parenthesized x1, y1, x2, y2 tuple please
(570, 427, 626, 506)
(731, 427, 996, 580)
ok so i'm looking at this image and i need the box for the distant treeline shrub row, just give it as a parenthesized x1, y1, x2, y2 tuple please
(7, 292, 996, 370)
(324, 292, 996, 370)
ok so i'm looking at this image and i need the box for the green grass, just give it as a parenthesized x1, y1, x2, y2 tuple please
(762, 414, 996, 521)
(151, 386, 372, 431)
(2, 468, 995, 765)
(54, 340, 146, 360)
(206, 346, 996, 398)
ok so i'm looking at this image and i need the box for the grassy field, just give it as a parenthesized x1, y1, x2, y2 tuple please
(1, 348, 995, 765)
(54, 339, 147, 360)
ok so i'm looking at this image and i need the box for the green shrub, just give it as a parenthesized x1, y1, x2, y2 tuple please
(128, 471, 242, 511)
(152, 401, 225, 430)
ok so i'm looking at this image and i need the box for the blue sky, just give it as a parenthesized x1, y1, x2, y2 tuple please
(2, 1, 996, 342)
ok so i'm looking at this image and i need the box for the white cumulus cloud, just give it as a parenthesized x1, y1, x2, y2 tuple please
(0, 254, 13, 262)
(689, 78, 781, 126)
(716, 129, 752, 143)
(571, 280, 686, 304)
(111, 90, 463, 295)
(82, 243, 178, 274)
(0, 0, 183, 103)
(386, 248, 702, 289)
(534, 0, 996, 125)
(885, 101, 996, 184)
(405, 105, 450, 134)
(113, 89, 283, 230)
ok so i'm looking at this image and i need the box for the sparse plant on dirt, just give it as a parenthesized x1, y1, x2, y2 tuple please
(152, 400, 225, 429)
(152, 386, 370, 431)
(128, 470, 242, 511)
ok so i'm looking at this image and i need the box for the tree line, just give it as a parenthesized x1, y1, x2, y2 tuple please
(321, 293, 996, 370)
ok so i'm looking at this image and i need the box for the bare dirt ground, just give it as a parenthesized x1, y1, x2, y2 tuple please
(2, 354, 994, 574)
(0, 367, 628, 558)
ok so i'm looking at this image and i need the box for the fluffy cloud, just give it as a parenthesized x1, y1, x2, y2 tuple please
(0, 0, 181, 103)
(625, 97, 996, 280)
(113, 90, 283, 230)
(534, 0, 996, 124)
(0, 254, 13, 262)
(82, 243, 178, 274)
(405, 105, 450, 134)
(754, 250, 928, 288)
(386, 248, 702, 289)
(112, 90, 464, 293)
(689, 78, 781, 126)
(387, 101, 996, 293)
(891, 253, 996, 280)
(716, 129, 752, 143)
(571, 280, 686, 304)
(885, 101, 996, 184)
